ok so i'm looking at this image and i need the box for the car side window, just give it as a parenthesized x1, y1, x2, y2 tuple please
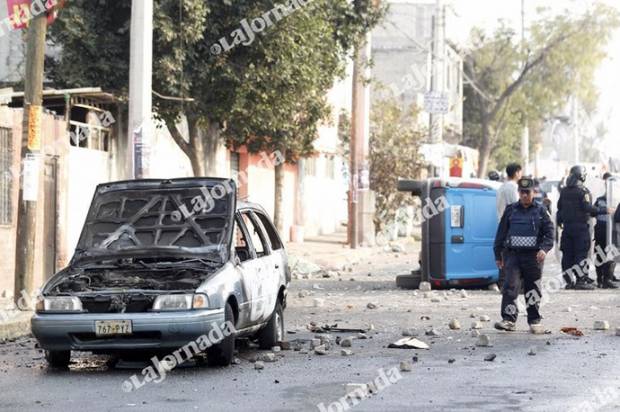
(233, 217, 252, 262)
(241, 211, 269, 257)
(254, 212, 283, 250)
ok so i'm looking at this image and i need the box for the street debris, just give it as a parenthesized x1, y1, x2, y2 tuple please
(419, 282, 432, 292)
(484, 354, 497, 362)
(479, 315, 491, 322)
(314, 345, 328, 355)
(471, 321, 483, 330)
(313, 298, 325, 308)
(341, 349, 353, 356)
(530, 324, 545, 335)
(400, 361, 412, 372)
(449, 319, 461, 330)
(425, 328, 441, 337)
(448, 358, 456, 364)
(471, 330, 481, 337)
(431, 297, 442, 303)
(366, 302, 378, 310)
(254, 361, 265, 370)
(460, 290, 469, 298)
(476, 335, 492, 347)
(259, 353, 277, 363)
(388, 338, 430, 350)
(560, 327, 584, 337)
(488, 284, 500, 293)
(528, 347, 537, 356)
(593, 321, 610, 331)
(340, 337, 353, 348)
(345, 384, 369, 400)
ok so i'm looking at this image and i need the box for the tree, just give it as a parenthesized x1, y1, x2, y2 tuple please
(369, 95, 424, 235)
(46, 0, 384, 232)
(462, 3, 619, 177)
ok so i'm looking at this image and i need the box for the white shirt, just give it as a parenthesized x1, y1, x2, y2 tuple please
(497, 180, 519, 219)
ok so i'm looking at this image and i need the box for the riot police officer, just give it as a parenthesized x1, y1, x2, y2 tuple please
(494, 178, 555, 332)
(557, 166, 611, 290)
(594, 173, 619, 288)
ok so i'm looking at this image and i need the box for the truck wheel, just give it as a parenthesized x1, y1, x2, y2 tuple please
(45, 350, 71, 368)
(207, 303, 236, 367)
(396, 271, 422, 290)
(257, 301, 284, 350)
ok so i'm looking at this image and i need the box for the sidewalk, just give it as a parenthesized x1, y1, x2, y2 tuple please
(285, 230, 420, 275)
(0, 299, 32, 342)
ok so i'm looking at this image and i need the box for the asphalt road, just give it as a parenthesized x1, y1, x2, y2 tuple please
(1, 250, 619, 412)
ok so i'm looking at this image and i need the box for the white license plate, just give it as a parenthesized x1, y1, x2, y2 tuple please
(95, 320, 132, 336)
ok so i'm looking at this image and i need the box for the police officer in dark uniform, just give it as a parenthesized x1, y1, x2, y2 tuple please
(557, 166, 610, 290)
(493, 178, 555, 332)
(594, 173, 619, 288)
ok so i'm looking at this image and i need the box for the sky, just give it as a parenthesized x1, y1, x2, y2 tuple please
(392, 0, 620, 156)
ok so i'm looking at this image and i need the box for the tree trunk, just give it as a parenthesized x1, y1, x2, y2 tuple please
(184, 115, 221, 177)
(477, 118, 492, 178)
(274, 162, 285, 234)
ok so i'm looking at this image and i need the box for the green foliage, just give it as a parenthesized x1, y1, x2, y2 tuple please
(47, 0, 385, 164)
(369, 96, 424, 233)
(462, 2, 619, 175)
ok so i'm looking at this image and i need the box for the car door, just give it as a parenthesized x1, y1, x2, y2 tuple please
(238, 210, 273, 324)
(252, 210, 287, 284)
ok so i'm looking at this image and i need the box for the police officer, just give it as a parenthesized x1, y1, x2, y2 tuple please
(594, 173, 619, 288)
(494, 178, 555, 332)
(557, 166, 611, 290)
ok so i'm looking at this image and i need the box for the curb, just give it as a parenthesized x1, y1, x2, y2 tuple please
(0, 311, 32, 342)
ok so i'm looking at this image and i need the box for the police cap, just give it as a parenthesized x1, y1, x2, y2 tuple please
(518, 178, 535, 191)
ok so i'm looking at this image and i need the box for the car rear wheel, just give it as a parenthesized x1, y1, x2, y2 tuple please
(257, 301, 284, 350)
(45, 350, 71, 368)
(207, 303, 236, 367)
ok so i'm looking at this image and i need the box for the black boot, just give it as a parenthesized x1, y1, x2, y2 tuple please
(574, 278, 596, 290)
(597, 274, 603, 288)
(563, 274, 575, 290)
(602, 275, 619, 289)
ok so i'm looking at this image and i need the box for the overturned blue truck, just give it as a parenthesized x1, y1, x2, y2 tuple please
(396, 178, 502, 289)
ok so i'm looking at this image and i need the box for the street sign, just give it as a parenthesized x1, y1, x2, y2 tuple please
(424, 92, 450, 115)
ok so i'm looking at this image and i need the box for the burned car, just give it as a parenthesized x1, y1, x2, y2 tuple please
(32, 178, 290, 368)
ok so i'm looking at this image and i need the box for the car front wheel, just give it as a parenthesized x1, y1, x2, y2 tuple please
(257, 301, 284, 350)
(45, 350, 71, 368)
(207, 303, 236, 367)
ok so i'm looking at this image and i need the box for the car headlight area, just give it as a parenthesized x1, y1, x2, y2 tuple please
(152, 294, 210, 311)
(36, 296, 84, 313)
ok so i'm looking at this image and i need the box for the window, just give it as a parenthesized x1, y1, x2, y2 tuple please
(0, 127, 12, 225)
(230, 152, 240, 181)
(255, 212, 283, 250)
(241, 211, 269, 257)
(233, 217, 251, 262)
(306, 157, 316, 177)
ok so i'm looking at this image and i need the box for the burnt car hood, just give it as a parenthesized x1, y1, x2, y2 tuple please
(72, 178, 237, 265)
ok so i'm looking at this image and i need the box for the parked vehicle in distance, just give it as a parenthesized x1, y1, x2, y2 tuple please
(32, 178, 290, 368)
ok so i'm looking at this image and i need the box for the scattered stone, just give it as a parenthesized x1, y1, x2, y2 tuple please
(392, 244, 405, 253)
(400, 361, 412, 372)
(313, 298, 325, 308)
(528, 347, 537, 356)
(423, 292, 431, 299)
(232, 357, 241, 365)
(341, 349, 353, 356)
(530, 324, 545, 335)
(312, 284, 323, 290)
(271, 346, 281, 353)
(402, 328, 418, 337)
(260, 353, 277, 363)
(488, 284, 500, 293)
(314, 345, 328, 355)
(357, 333, 368, 340)
(254, 361, 265, 370)
(470, 313, 477, 319)
(278, 341, 291, 351)
(449, 319, 461, 330)
(412, 291, 419, 297)
(299, 349, 309, 354)
(366, 302, 378, 310)
(471, 321, 483, 330)
(340, 337, 353, 348)
(419, 282, 432, 292)
(460, 290, 469, 298)
(564, 307, 572, 313)
(345, 384, 369, 400)
(479, 315, 491, 322)
(430, 297, 442, 303)
(420, 315, 431, 321)
(425, 329, 441, 337)
(484, 354, 497, 362)
(298, 291, 309, 298)
(448, 358, 456, 364)
(594, 321, 610, 331)
(310, 339, 321, 349)
(476, 335, 492, 347)
(471, 330, 481, 338)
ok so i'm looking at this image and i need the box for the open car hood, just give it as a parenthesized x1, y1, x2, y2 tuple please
(73, 178, 237, 264)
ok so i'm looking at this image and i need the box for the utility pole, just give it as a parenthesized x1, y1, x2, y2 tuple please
(429, 0, 446, 146)
(520, 0, 530, 175)
(14, 12, 47, 306)
(128, 0, 153, 179)
(348, 0, 376, 249)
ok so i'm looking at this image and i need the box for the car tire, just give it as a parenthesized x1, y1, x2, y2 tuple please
(257, 301, 284, 350)
(45, 350, 71, 368)
(396, 271, 422, 290)
(207, 303, 236, 367)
